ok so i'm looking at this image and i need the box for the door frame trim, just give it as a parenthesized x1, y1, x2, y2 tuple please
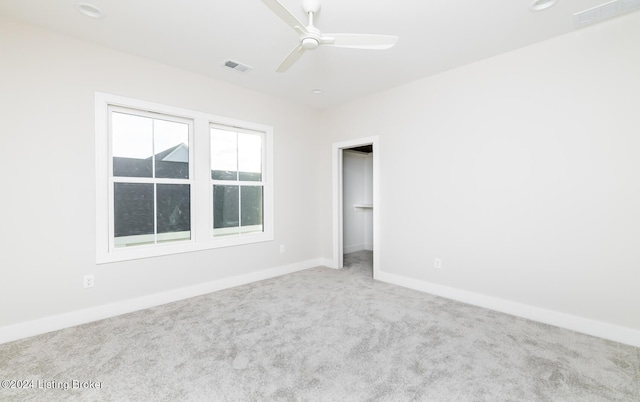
(332, 136, 380, 278)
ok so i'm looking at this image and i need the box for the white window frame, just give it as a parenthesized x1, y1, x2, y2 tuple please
(96, 92, 274, 264)
(210, 124, 267, 239)
(109, 106, 195, 250)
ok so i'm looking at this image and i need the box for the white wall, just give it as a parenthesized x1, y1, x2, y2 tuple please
(342, 151, 373, 253)
(0, 17, 324, 334)
(321, 13, 640, 336)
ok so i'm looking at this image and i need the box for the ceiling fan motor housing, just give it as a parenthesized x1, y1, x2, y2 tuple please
(301, 37, 320, 49)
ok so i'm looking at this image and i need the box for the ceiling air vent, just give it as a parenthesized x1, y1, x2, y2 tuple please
(223, 60, 253, 73)
(574, 0, 640, 27)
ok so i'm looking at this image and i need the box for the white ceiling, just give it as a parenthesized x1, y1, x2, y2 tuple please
(0, 0, 627, 108)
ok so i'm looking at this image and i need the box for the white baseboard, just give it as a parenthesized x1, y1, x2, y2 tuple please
(0, 259, 321, 345)
(319, 258, 336, 269)
(375, 271, 640, 348)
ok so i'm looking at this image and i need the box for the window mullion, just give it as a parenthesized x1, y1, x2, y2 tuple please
(153, 184, 158, 245)
(194, 118, 211, 242)
(151, 120, 157, 245)
(237, 133, 241, 232)
(238, 184, 242, 233)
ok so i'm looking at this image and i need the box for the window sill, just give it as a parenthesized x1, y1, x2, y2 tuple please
(96, 232, 274, 264)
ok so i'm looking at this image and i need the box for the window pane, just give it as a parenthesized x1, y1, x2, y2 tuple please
(112, 112, 153, 178)
(241, 186, 263, 234)
(154, 119, 189, 179)
(238, 133, 262, 181)
(156, 184, 191, 243)
(213, 185, 239, 236)
(114, 183, 154, 247)
(211, 128, 237, 180)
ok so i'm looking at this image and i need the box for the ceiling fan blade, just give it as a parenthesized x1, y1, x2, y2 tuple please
(276, 45, 306, 73)
(260, 0, 308, 35)
(323, 34, 399, 50)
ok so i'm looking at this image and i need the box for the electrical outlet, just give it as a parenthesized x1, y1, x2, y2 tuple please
(434, 258, 442, 270)
(279, 244, 286, 253)
(83, 275, 94, 288)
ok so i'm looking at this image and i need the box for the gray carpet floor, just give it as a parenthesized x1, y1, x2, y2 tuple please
(1, 250, 638, 401)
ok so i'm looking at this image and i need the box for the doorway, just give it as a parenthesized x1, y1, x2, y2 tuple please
(332, 136, 380, 278)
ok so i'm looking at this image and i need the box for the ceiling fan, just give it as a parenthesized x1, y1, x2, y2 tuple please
(260, 0, 399, 72)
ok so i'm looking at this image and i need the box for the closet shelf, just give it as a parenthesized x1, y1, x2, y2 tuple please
(353, 204, 373, 210)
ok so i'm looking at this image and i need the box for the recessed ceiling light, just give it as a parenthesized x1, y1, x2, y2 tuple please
(75, 2, 104, 19)
(312, 89, 324, 95)
(529, 0, 559, 12)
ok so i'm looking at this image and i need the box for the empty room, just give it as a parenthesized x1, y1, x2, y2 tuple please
(1, 0, 639, 400)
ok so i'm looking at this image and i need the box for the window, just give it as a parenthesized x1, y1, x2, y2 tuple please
(111, 109, 193, 248)
(210, 126, 264, 237)
(96, 93, 273, 263)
